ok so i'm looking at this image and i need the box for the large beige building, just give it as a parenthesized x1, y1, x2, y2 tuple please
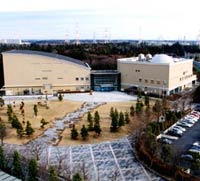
(1, 50, 91, 95)
(118, 54, 197, 95)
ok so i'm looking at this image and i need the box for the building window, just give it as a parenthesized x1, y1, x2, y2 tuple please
(86, 77, 89, 81)
(135, 69, 140, 72)
(145, 79, 148, 83)
(157, 81, 160, 85)
(81, 77, 84, 81)
(42, 77, 48, 80)
(35, 78, 40, 80)
(57, 77, 63, 79)
(75, 77, 79, 81)
(151, 80, 154, 84)
(139, 78, 142, 82)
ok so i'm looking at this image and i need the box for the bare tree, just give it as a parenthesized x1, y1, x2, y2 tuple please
(108, 167, 121, 181)
(29, 142, 44, 161)
(54, 148, 71, 181)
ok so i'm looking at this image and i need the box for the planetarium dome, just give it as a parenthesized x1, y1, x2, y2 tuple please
(152, 54, 174, 64)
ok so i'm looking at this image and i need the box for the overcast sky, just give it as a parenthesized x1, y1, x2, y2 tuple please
(0, 0, 200, 40)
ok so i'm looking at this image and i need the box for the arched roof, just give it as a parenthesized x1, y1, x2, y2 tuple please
(4, 50, 90, 68)
(152, 54, 174, 64)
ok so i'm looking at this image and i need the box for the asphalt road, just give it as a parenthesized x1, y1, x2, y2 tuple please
(172, 118, 200, 154)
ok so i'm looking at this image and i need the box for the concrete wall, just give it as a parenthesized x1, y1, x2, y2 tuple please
(2, 53, 91, 95)
(118, 59, 196, 94)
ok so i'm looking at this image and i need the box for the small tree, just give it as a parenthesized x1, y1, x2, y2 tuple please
(80, 125, 88, 140)
(17, 128, 24, 138)
(28, 159, 38, 181)
(58, 93, 63, 101)
(130, 105, 135, 116)
(161, 145, 172, 163)
(110, 107, 114, 118)
(118, 112, 125, 127)
(93, 122, 102, 136)
(40, 118, 48, 129)
(114, 108, 119, 120)
(12, 151, 23, 179)
(71, 125, 78, 140)
(25, 121, 34, 136)
(94, 111, 100, 124)
(72, 173, 82, 181)
(0, 97, 4, 107)
(110, 114, 118, 132)
(0, 146, 5, 170)
(125, 111, 130, 124)
(87, 112, 93, 131)
(144, 94, 149, 107)
(33, 104, 38, 117)
(0, 119, 6, 145)
(11, 115, 22, 130)
(49, 166, 58, 181)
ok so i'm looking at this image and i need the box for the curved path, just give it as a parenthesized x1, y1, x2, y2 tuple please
(3, 98, 162, 181)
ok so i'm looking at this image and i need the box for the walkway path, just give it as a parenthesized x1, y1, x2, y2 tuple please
(3, 100, 163, 181)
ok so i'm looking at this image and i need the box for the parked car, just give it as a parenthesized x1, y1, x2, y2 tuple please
(159, 138, 172, 144)
(174, 125, 186, 132)
(177, 122, 193, 128)
(167, 129, 183, 137)
(181, 154, 193, 161)
(183, 119, 196, 124)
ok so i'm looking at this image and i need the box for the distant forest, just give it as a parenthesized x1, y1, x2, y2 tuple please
(0, 42, 200, 70)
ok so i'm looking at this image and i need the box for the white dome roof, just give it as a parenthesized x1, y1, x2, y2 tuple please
(138, 53, 145, 60)
(146, 54, 152, 59)
(152, 54, 174, 64)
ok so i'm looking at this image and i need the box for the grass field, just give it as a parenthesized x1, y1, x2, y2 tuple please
(0, 100, 82, 144)
(58, 101, 142, 146)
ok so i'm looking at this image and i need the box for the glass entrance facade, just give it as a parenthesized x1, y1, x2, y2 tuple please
(91, 70, 121, 91)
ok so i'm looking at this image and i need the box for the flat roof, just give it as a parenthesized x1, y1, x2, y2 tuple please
(4, 50, 90, 68)
(91, 70, 120, 74)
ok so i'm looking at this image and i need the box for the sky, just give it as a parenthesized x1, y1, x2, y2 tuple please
(0, 0, 200, 40)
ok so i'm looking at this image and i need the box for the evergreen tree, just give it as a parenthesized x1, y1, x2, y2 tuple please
(125, 111, 130, 124)
(110, 107, 114, 118)
(40, 118, 48, 129)
(87, 112, 93, 131)
(25, 121, 34, 136)
(0, 119, 6, 145)
(130, 105, 135, 116)
(71, 125, 78, 140)
(58, 93, 63, 101)
(12, 151, 23, 179)
(7, 105, 13, 122)
(28, 159, 38, 181)
(0, 146, 5, 170)
(11, 115, 23, 130)
(72, 173, 82, 181)
(33, 104, 38, 117)
(144, 94, 149, 107)
(110, 114, 118, 132)
(87, 112, 92, 122)
(114, 108, 119, 120)
(80, 125, 88, 140)
(161, 145, 172, 163)
(94, 111, 100, 124)
(118, 112, 125, 127)
(93, 122, 102, 136)
(49, 166, 58, 181)
(17, 128, 24, 138)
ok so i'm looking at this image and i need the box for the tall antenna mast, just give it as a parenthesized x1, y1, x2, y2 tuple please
(93, 32, 97, 44)
(104, 28, 109, 44)
(75, 23, 80, 45)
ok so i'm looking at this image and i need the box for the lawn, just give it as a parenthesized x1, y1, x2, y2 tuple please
(58, 101, 142, 146)
(0, 99, 82, 144)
